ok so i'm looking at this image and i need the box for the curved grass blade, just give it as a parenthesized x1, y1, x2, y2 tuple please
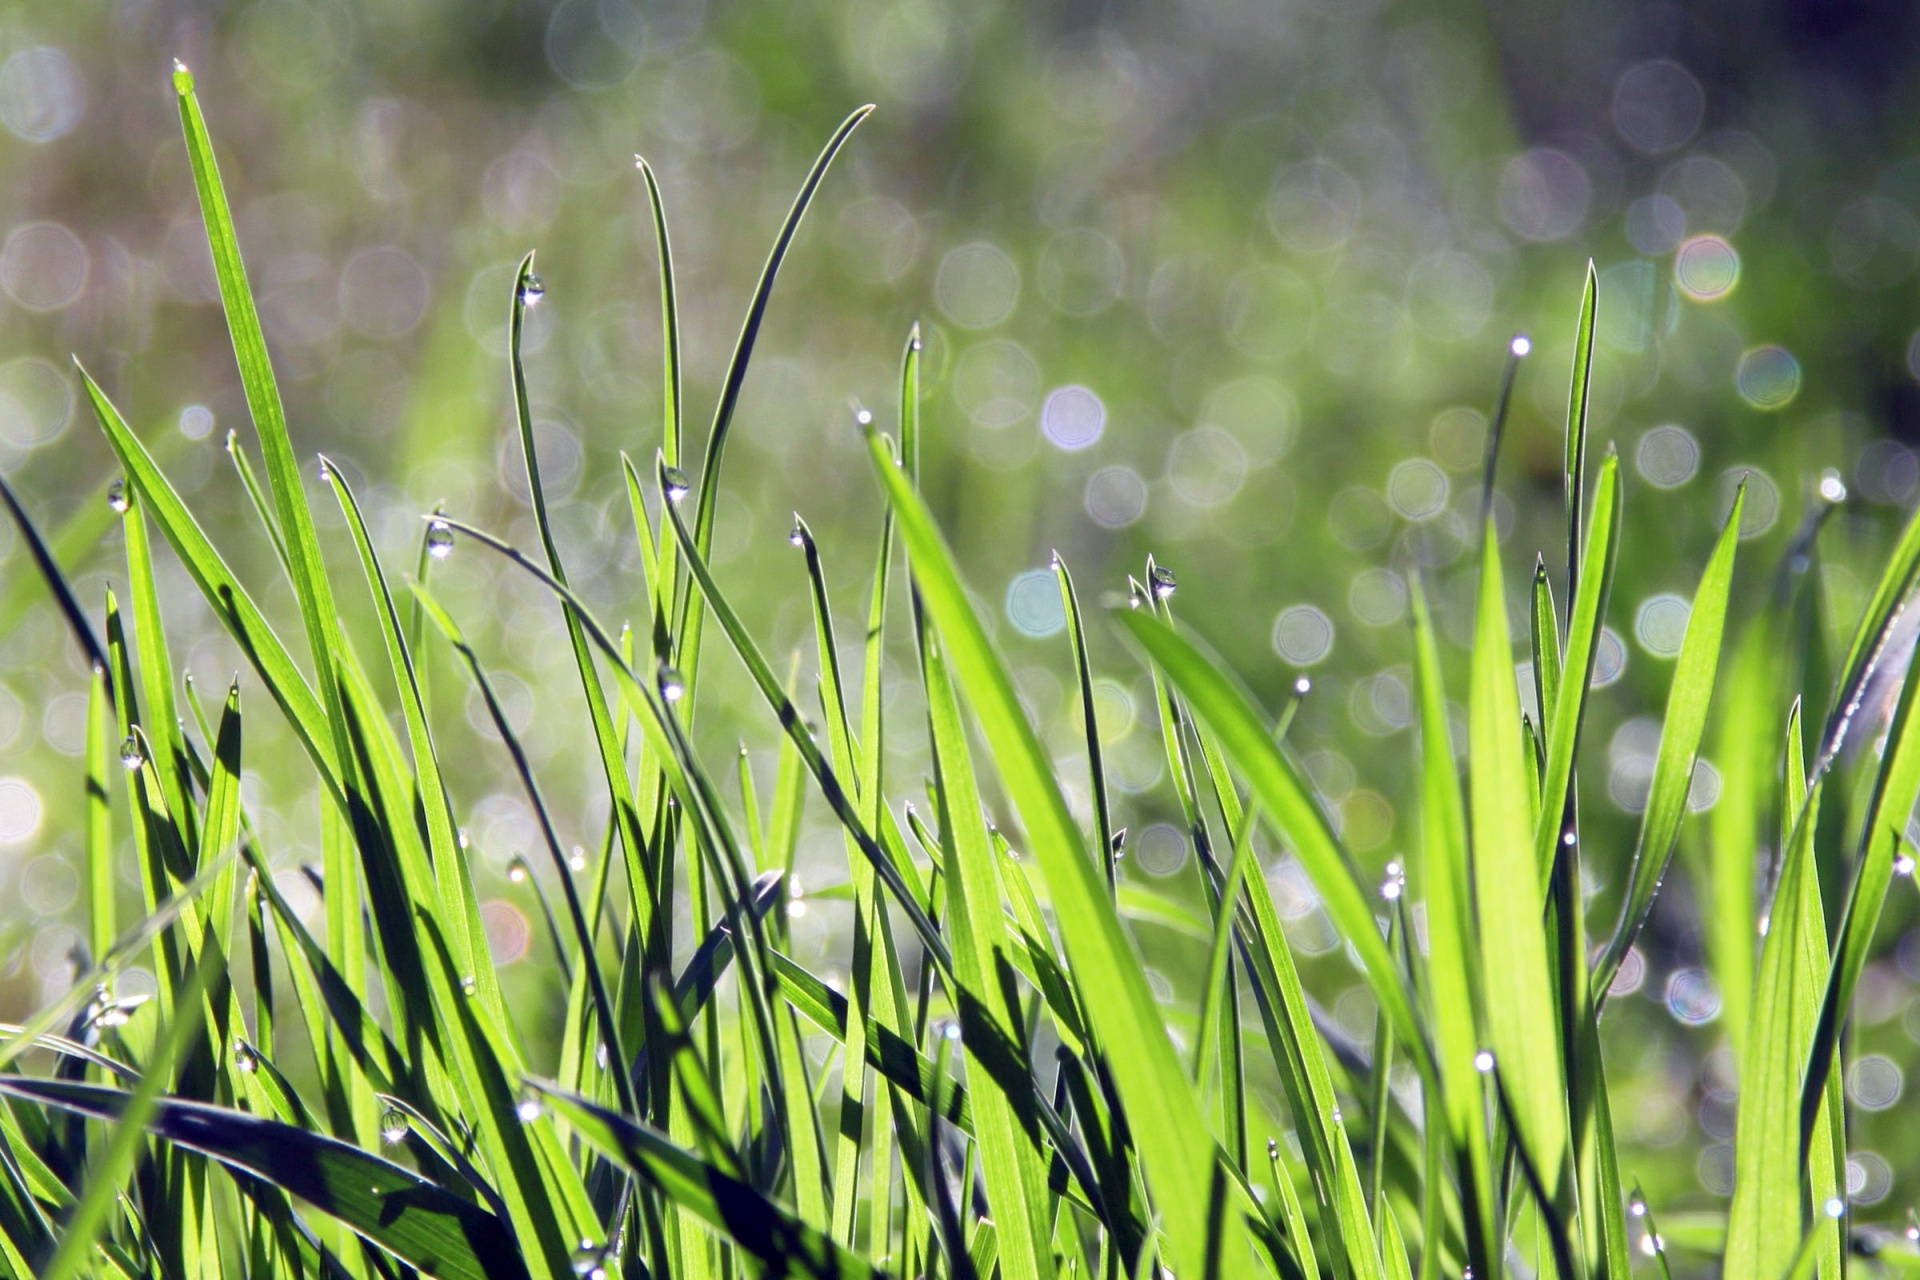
(532, 1081, 882, 1280)
(3, 1074, 528, 1280)
(674, 106, 873, 701)
(0, 463, 107, 678)
(1594, 483, 1742, 996)
(1563, 261, 1598, 604)
(1113, 610, 1424, 1066)
(865, 425, 1250, 1280)
(1055, 554, 1116, 892)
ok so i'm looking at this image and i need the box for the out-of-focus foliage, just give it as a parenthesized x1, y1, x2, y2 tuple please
(3, 0, 1920, 1246)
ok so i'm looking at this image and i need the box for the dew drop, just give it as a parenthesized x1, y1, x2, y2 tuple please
(571, 1241, 607, 1280)
(942, 1020, 962, 1042)
(662, 466, 692, 503)
(1266, 1137, 1279, 1160)
(568, 847, 587, 872)
(1820, 469, 1848, 505)
(223, 428, 238, 455)
(119, 735, 144, 770)
(1896, 853, 1916, 877)
(459, 974, 477, 997)
(1293, 676, 1312, 695)
(788, 519, 805, 548)
(106, 478, 129, 513)
(1380, 861, 1405, 901)
(232, 1040, 257, 1074)
(426, 521, 454, 560)
(1510, 334, 1531, 358)
(507, 855, 529, 884)
(516, 1093, 544, 1122)
(1149, 565, 1178, 599)
(1562, 829, 1577, 847)
(910, 335, 924, 352)
(380, 1108, 409, 1144)
(1627, 1191, 1646, 1218)
(518, 273, 546, 306)
(854, 407, 873, 427)
(660, 666, 686, 702)
(1906, 1219, 1919, 1243)
(1329, 1106, 1343, 1125)
(1473, 1050, 1496, 1074)
(1758, 913, 1771, 937)
(1824, 1197, 1846, 1219)
(317, 458, 333, 484)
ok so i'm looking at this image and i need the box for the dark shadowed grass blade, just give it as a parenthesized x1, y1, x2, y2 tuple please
(32, 955, 211, 1280)
(84, 667, 111, 966)
(0, 463, 108, 678)
(1595, 483, 1742, 996)
(532, 1081, 881, 1280)
(1114, 609, 1423, 1065)
(674, 106, 872, 701)
(635, 156, 683, 472)
(864, 424, 1248, 1280)
(1055, 555, 1115, 892)
(4, 1075, 528, 1280)
(1467, 516, 1568, 1190)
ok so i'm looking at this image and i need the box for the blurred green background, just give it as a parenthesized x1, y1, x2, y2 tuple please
(3, 0, 1920, 1233)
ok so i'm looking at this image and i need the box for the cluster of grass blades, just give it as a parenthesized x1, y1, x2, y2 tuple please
(6, 65, 1920, 1280)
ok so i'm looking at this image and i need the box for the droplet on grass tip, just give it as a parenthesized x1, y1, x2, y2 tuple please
(1294, 676, 1312, 695)
(1379, 860, 1405, 900)
(380, 1108, 409, 1144)
(232, 1041, 257, 1073)
(119, 735, 143, 770)
(1473, 1050, 1495, 1073)
(518, 273, 545, 306)
(425, 521, 454, 560)
(1820, 469, 1848, 504)
(516, 1093, 544, 1122)
(1628, 1191, 1646, 1217)
(788, 518, 805, 547)
(1895, 853, 1915, 877)
(317, 458, 332, 484)
(1266, 1137, 1279, 1160)
(1638, 1234, 1664, 1257)
(106, 478, 128, 513)
(660, 666, 686, 702)
(568, 847, 587, 871)
(507, 855, 529, 884)
(662, 466, 691, 503)
(1149, 564, 1177, 599)
(571, 1241, 607, 1280)
(1510, 334, 1531, 357)
(1825, 1197, 1846, 1219)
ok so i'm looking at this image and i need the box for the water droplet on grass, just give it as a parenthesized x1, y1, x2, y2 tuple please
(1628, 1191, 1646, 1217)
(233, 1041, 257, 1073)
(660, 667, 685, 702)
(1149, 565, 1177, 599)
(426, 521, 454, 560)
(1474, 1050, 1496, 1073)
(663, 467, 691, 502)
(507, 855, 529, 884)
(459, 974, 477, 996)
(106, 478, 128, 512)
(380, 1108, 409, 1144)
(518, 273, 545, 306)
(119, 736, 143, 770)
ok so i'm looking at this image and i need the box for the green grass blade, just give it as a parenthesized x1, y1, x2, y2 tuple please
(1595, 483, 1743, 996)
(1468, 515, 1568, 1190)
(533, 1081, 880, 1280)
(6, 1074, 529, 1280)
(1055, 555, 1117, 893)
(864, 424, 1249, 1280)
(0, 462, 108, 676)
(1407, 575, 1497, 1278)
(1563, 261, 1597, 604)
(1113, 609, 1423, 1065)
(1533, 452, 1621, 895)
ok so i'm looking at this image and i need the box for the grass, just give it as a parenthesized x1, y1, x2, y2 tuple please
(2, 66, 1920, 1280)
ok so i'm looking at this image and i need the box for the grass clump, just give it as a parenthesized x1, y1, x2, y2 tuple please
(1, 67, 1918, 1280)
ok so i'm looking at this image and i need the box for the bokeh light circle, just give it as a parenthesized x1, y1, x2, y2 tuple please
(1272, 605, 1334, 666)
(1168, 426, 1247, 507)
(1612, 60, 1705, 153)
(1040, 385, 1104, 450)
(1496, 148, 1590, 241)
(1, 222, 87, 311)
(936, 242, 1020, 328)
(1005, 569, 1066, 637)
(1084, 466, 1147, 527)
(1386, 459, 1448, 520)
(0, 47, 84, 143)
(1636, 425, 1700, 488)
(1674, 235, 1739, 301)
(1634, 594, 1691, 657)
(1735, 345, 1800, 410)
(0, 777, 42, 844)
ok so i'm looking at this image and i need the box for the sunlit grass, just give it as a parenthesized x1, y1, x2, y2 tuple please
(3, 67, 1920, 1280)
